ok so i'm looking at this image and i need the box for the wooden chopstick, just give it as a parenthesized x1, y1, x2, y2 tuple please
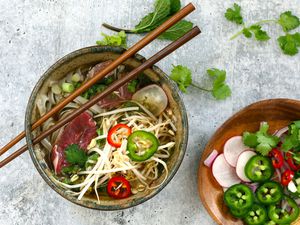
(0, 26, 201, 168)
(0, 3, 195, 158)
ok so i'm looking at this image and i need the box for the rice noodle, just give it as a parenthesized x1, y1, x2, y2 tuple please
(42, 64, 177, 202)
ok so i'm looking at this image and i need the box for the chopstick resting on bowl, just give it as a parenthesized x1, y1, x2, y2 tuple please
(0, 3, 200, 168)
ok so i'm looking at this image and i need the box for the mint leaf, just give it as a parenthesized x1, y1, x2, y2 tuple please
(96, 31, 127, 48)
(65, 144, 88, 167)
(278, 11, 300, 32)
(278, 32, 300, 56)
(169, 65, 192, 92)
(170, 0, 181, 14)
(159, 20, 193, 40)
(134, 0, 171, 32)
(225, 3, 243, 25)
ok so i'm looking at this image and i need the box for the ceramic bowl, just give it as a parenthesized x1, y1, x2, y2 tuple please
(25, 46, 188, 210)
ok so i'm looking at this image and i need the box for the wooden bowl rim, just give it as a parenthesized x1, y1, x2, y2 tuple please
(197, 98, 300, 224)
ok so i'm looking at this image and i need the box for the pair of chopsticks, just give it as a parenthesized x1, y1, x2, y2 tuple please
(0, 3, 200, 168)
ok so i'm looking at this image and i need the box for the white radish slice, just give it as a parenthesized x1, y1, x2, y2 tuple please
(224, 136, 249, 167)
(288, 180, 297, 193)
(236, 150, 256, 182)
(212, 154, 241, 187)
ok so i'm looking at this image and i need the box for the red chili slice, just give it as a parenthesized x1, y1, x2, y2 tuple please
(286, 152, 300, 171)
(281, 169, 294, 186)
(268, 149, 284, 168)
(107, 176, 131, 199)
(107, 124, 131, 148)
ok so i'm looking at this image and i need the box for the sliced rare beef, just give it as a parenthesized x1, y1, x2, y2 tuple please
(51, 112, 97, 174)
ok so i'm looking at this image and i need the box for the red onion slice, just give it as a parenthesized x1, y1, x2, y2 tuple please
(274, 126, 289, 138)
(204, 149, 218, 168)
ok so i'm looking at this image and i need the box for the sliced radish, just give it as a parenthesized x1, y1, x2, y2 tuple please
(236, 150, 256, 182)
(212, 154, 241, 187)
(224, 136, 250, 167)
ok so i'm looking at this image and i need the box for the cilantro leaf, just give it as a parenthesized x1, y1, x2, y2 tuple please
(243, 132, 258, 147)
(249, 25, 270, 41)
(282, 122, 300, 151)
(278, 11, 300, 32)
(96, 31, 127, 48)
(242, 28, 252, 38)
(242, 122, 280, 156)
(61, 165, 80, 175)
(159, 20, 193, 41)
(225, 3, 243, 25)
(277, 32, 300, 56)
(207, 69, 231, 100)
(169, 65, 192, 92)
(134, 0, 171, 32)
(65, 144, 88, 167)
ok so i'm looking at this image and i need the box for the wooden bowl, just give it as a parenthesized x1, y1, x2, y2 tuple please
(198, 98, 300, 225)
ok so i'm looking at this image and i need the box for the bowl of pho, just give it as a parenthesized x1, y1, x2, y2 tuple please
(25, 46, 188, 210)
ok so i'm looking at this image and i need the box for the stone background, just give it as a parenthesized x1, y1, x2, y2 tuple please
(0, 0, 299, 224)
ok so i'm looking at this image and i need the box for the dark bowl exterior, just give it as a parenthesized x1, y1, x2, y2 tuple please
(25, 46, 188, 210)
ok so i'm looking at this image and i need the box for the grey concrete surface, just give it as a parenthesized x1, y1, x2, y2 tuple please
(0, 0, 299, 224)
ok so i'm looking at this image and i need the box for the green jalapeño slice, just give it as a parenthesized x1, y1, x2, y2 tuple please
(244, 204, 268, 225)
(245, 155, 274, 182)
(127, 130, 159, 161)
(224, 184, 254, 211)
(256, 181, 283, 205)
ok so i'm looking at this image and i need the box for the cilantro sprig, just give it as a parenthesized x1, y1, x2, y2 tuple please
(225, 4, 300, 56)
(243, 122, 280, 156)
(65, 144, 88, 167)
(102, 0, 193, 41)
(169, 65, 231, 100)
(281, 121, 300, 152)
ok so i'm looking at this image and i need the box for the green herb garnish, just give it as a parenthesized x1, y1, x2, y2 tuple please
(169, 65, 231, 100)
(127, 79, 139, 93)
(82, 83, 106, 99)
(226, 4, 300, 56)
(65, 144, 88, 167)
(102, 0, 193, 41)
(169, 65, 192, 93)
(278, 11, 300, 32)
(277, 33, 300, 56)
(242, 122, 280, 156)
(224, 3, 243, 25)
(61, 165, 80, 175)
(281, 121, 300, 151)
(96, 31, 127, 48)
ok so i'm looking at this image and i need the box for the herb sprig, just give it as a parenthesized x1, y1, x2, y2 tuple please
(102, 0, 193, 41)
(170, 65, 231, 100)
(225, 3, 300, 56)
(243, 122, 280, 156)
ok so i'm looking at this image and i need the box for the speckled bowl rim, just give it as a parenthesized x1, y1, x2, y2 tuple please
(25, 45, 188, 210)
